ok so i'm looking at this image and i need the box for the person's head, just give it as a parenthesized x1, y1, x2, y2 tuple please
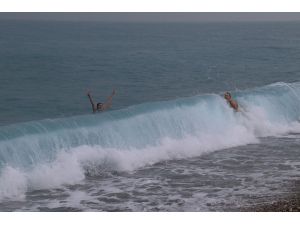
(224, 92, 231, 101)
(97, 103, 103, 110)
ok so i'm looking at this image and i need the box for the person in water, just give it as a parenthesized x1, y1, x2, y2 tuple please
(87, 89, 116, 113)
(224, 92, 239, 111)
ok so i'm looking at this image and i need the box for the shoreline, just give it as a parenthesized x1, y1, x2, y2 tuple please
(245, 196, 300, 212)
(241, 180, 300, 212)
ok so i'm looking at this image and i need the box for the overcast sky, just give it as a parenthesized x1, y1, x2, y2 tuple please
(1, 12, 300, 22)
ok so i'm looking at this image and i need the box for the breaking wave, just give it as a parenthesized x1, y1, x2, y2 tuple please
(1, 81, 300, 201)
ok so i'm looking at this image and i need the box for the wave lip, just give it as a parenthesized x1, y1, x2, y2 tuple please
(0, 81, 300, 201)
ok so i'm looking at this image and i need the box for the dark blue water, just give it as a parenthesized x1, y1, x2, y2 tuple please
(0, 20, 300, 211)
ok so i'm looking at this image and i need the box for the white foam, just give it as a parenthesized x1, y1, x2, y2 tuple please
(1, 82, 300, 201)
(0, 166, 27, 201)
(0, 122, 258, 202)
(29, 151, 85, 189)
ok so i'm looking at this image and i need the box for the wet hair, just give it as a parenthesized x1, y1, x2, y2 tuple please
(97, 103, 103, 108)
(225, 92, 231, 98)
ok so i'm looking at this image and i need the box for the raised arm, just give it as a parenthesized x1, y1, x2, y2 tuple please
(102, 89, 116, 110)
(106, 89, 116, 103)
(87, 91, 96, 113)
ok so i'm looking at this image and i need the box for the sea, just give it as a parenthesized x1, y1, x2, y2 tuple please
(0, 20, 300, 211)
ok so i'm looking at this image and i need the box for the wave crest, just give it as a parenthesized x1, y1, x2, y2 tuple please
(1, 81, 300, 201)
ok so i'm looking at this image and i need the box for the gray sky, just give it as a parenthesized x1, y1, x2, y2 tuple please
(1, 12, 300, 22)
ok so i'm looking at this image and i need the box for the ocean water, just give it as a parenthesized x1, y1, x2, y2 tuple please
(0, 21, 300, 211)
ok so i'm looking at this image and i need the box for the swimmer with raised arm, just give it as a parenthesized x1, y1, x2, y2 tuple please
(224, 92, 239, 111)
(87, 89, 116, 113)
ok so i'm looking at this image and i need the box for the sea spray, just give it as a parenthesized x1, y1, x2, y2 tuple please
(1, 82, 300, 201)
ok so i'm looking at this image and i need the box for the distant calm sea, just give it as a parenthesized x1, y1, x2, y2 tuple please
(0, 21, 300, 211)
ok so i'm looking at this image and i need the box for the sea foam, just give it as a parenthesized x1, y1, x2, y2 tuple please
(0, 82, 300, 201)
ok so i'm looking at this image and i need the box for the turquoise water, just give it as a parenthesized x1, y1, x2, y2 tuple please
(0, 21, 300, 211)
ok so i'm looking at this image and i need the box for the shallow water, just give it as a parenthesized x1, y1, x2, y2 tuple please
(0, 134, 299, 211)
